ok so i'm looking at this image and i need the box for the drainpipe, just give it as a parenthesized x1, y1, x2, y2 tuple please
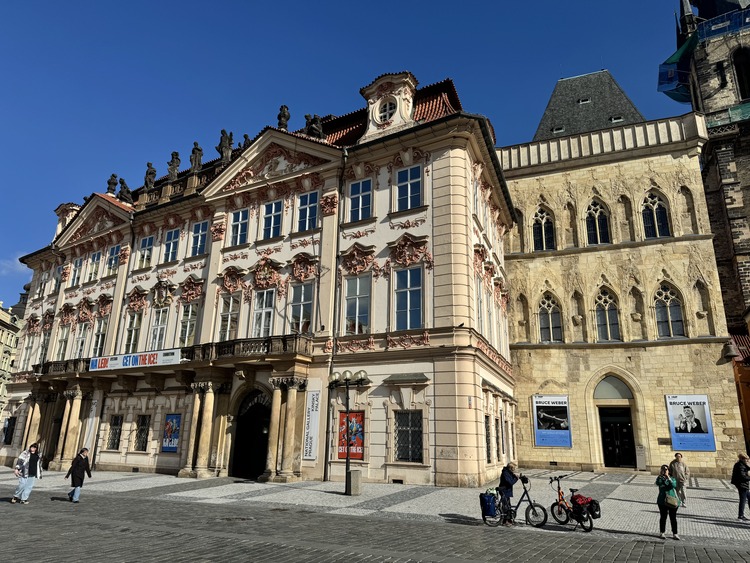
(323, 147, 348, 482)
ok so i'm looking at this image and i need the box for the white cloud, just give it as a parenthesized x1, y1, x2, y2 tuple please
(0, 256, 30, 276)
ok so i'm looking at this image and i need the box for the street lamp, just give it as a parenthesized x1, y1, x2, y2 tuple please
(329, 369, 370, 495)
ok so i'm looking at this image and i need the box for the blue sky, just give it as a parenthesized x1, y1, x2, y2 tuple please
(0, 1, 685, 305)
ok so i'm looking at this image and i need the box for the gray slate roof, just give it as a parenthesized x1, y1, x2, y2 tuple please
(532, 70, 645, 142)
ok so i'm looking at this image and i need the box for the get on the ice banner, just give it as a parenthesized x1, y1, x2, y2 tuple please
(666, 395, 716, 451)
(532, 395, 572, 448)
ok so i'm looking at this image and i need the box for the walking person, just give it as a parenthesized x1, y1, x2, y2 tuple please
(656, 463, 681, 540)
(11, 443, 42, 504)
(669, 452, 690, 508)
(64, 448, 92, 503)
(497, 462, 520, 527)
(731, 452, 750, 521)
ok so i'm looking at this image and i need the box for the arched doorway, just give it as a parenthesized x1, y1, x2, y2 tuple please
(594, 375, 636, 468)
(231, 389, 271, 480)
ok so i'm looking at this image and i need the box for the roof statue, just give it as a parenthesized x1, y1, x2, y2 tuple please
(167, 151, 180, 182)
(277, 105, 290, 130)
(106, 174, 118, 194)
(304, 114, 325, 140)
(144, 162, 157, 190)
(242, 134, 251, 149)
(118, 178, 133, 205)
(189, 142, 203, 173)
(216, 129, 233, 164)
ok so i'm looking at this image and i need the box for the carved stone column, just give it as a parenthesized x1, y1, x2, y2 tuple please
(23, 395, 40, 448)
(178, 384, 202, 478)
(53, 393, 73, 467)
(195, 381, 216, 478)
(260, 380, 283, 482)
(278, 377, 304, 480)
(61, 387, 84, 463)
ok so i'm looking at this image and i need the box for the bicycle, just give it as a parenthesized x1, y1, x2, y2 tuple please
(480, 475, 548, 527)
(548, 475, 600, 532)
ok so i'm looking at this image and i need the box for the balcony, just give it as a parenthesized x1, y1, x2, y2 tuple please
(214, 334, 313, 360)
(36, 358, 91, 376)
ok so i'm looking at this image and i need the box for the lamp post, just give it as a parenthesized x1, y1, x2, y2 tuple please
(329, 369, 369, 495)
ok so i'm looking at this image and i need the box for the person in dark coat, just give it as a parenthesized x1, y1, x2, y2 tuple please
(497, 462, 520, 526)
(65, 448, 92, 503)
(731, 452, 750, 521)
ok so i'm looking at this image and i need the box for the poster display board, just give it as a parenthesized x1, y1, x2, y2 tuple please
(337, 411, 364, 460)
(666, 395, 716, 451)
(532, 395, 572, 447)
(162, 413, 181, 453)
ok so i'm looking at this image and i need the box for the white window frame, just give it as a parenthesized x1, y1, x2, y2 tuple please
(124, 311, 142, 354)
(263, 200, 283, 240)
(39, 332, 51, 364)
(74, 322, 90, 359)
(138, 236, 154, 269)
(163, 228, 180, 263)
(179, 303, 200, 347)
(230, 209, 249, 246)
(105, 245, 120, 276)
(56, 325, 70, 361)
(288, 282, 313, 334)
(344, 274, 371, 335)
(252, 289, 275, 338)
(70, 257, 84, 287)
(297, 191, 319, 232)
(37, 271, 50, 298)
(191, 221, 209, 256)
(92, 316, 108, 358)
(87, 251, 102, 282)
(349, 179, 372, 222)
(149, 307, 169, 351)
(395, 165, 422, 212)
(219, 293, 241, 341)
(394, 266, 423, 331)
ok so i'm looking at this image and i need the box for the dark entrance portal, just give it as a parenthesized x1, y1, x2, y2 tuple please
(232, 390, 271, 480)
(599, 407, 636, 468)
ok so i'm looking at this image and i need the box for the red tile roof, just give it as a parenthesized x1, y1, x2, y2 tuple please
(732, 335, 750, 362)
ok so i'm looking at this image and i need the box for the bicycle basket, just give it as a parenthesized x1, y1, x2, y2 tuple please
(588, 499, 601, 519)
(479, 492, 497, 518)
(571, 493, 592, 506)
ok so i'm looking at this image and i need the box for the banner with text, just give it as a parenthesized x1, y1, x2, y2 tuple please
(89, 349, 181, 371)
(666, 394, 716, 451)
(533, 395, 572, 448)
(337, 411, 365, 460)
(302, 390, 321, 461)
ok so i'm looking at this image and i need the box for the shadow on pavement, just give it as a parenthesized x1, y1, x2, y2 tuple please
(50, 496, 72, 502)
(439, 513, 484, 526)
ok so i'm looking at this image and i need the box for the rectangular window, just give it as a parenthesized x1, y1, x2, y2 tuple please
(74, 322, 89, 359)
(476, 278, 484, 334)
(345, 275, 370, 335)
(297, 192, 318, 232)
(92, 317, 108, 357)
(191, 221, 208, 256)
(124, 312, 142, 354)
(134, 415, 151, 451)
(485, 415, 492, 464)
(3, 416, 17, 445)
(106, 415, 123, 450)
(55, 325, 70, 361)
(231, 209, 249, 246)
(87, 251, 101, 282)
(219, 293, 240, 341)
(37, 271, 49, 298)
(396, 165, 422, 212)
(179, 303, 200, 347)
(394, 410, 423, 463)
(163, 229, 180, 262)
(263, 200, 283, 239)
(138, 236, 154, 269)
(394, 267, 422, 330)
(350, 179, 372, 222)
(39, 332, 51, 364)
(106, 245, 120, 276)
(252, 289, 275, 338)
(20, 337, 33, 371)
(53, 265, 64, 293)
(495, 417, 502, 462)
(149, 307, 169, 351)
(70, 257, 84, 286)
(289, 282, 313, 333)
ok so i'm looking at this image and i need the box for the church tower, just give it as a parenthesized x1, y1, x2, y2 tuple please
(661, 0, 750, 331)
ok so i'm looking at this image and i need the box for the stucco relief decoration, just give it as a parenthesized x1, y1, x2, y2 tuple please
(152, 280, 177, 308)
(158, 268, 178, 280)
(77, 299, 95, 325)
(131, 273, 151, 284)
(163, 213, 184, 231)
(42, 311, 55, 332)
(339, 336, 376, 353)
(390, 234, 434, 271)
(290, 254, 318, 283)
(291, 237, 319, 250)
(127, 288, 149, 313)
(118, 245, 131, 265)
(473, 247, 488, 274)
(483, 263, 496, 286)
(219, 267, 247, 295)
(179, 277, 205, 305)
(223, 143, 327, 192)
(60, 264, 71, 282)
(60, 305, 77, 327)
(476, 339, 512, 375)
(320, 194, 338, 216)
(26, 317, 41, 336)
(386, 330, 430, 350)
(386, 147, 431, 173)
(135, 222, 157, 238)
(190, 205, 214, 222)
(82, 286, 98, 296)
(70, 208, 119, 243)
(372, 259, 391, 280)
(210, 220, 226, 242)
(251, 258, 285, 297)
(295, 173, 324, 193)
(323, 339, 334, 354)
(340, 245, 375, 276)
(223, 251, 249, 263)
(345, 162, 379, 182)
(97, 295, 113, 317)
(255, 245, 282, 257)
(184, 262, 205, 273)
(342, 227, 375, 240)
(389, 217, 425, 230)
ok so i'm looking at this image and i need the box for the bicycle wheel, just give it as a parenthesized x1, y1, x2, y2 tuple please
(579, 513, 593, 532)
(550, 503, 569, 524)
(525, 502, 548, 527)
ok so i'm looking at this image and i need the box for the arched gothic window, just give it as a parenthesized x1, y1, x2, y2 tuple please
(586, 200, 611, 245)
(532, 207, 556, 251)
(642, 192, 671, 239)
(654, 284, 685, 337)
(539, 293, 562, 342)
(595, 288, 620, 341)
(733, 47, 750, 101)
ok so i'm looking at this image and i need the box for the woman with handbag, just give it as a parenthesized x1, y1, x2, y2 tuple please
(656, 463, 681, 540)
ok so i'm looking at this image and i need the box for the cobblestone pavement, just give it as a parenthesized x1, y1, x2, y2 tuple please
(2, 467, 750, 562)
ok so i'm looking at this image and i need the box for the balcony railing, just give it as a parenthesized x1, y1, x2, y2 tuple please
(37, 358, 91, 375)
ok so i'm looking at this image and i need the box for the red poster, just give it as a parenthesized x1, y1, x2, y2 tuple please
(337, 411, 364, 460)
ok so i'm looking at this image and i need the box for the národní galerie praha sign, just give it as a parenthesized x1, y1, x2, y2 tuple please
(89, 349, 181, 371)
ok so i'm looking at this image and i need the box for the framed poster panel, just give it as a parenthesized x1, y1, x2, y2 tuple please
(162, 413, 181, 453)
(532, 395, 572, 447)
(337, 411, 364, 460)
(666, 395, 716, 451)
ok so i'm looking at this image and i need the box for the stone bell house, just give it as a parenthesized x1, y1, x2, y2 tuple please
(500, 70, 743, 476)
(0, 72, 517, 487)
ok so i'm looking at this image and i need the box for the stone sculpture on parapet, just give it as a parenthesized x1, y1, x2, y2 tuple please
(190, 142, 203, 173)
(167, 151, 180, 182)
(277, 105, 290, 130)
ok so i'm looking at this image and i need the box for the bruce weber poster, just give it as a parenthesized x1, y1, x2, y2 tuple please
(666, 395, 716, 451)
(162, 413, 181, 453)
(532, 395, 572, 447)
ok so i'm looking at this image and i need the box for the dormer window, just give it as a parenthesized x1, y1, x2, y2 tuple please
(577, 98, 591, 104)
(551, 126, 565, 134)
(378, 99, 397, 122)
(609, 116, 623, 123)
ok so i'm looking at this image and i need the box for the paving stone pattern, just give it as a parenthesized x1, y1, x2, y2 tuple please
(2, 467, 750, 562)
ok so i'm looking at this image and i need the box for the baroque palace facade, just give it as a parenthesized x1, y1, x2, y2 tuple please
(0, 73, 517, 487)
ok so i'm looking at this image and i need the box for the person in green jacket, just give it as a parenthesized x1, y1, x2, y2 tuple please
(656, 464, 681, 540)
